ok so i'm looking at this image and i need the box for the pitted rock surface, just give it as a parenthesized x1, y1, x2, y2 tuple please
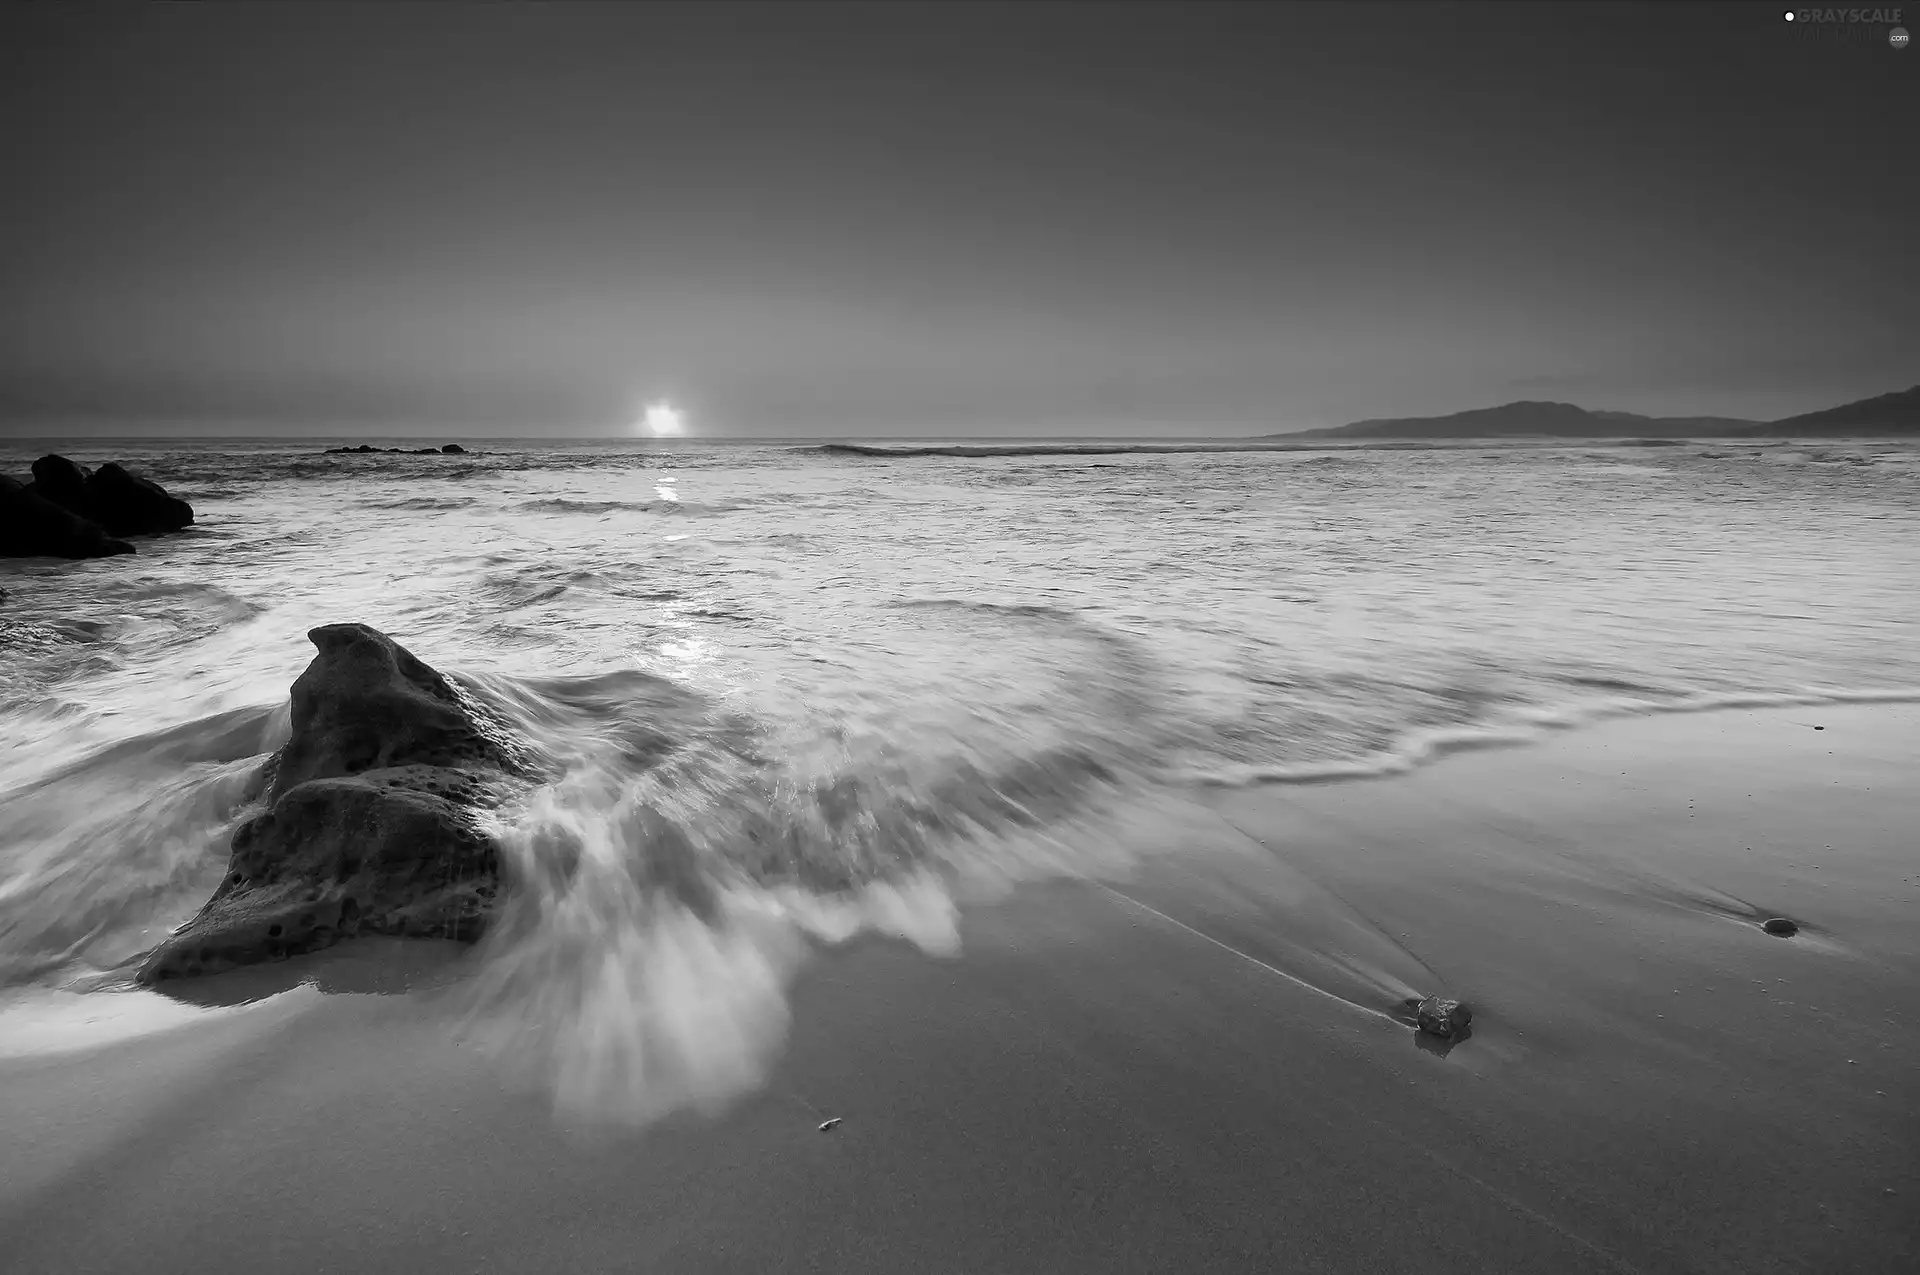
(139, 624, 538, 982)
(261, 622, 535, 798)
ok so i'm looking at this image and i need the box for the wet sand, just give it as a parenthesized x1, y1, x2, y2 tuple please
(2, 704, 1916, 1274)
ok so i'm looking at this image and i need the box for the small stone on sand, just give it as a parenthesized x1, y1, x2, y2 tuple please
(1414, 995, 1472, 1040)
(1762, 918, 1798, 937)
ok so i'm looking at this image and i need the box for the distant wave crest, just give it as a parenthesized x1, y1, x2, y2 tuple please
(360, 495, 479, 512)
(814, 442, 1326, 459)
(516, 497, 736, 516)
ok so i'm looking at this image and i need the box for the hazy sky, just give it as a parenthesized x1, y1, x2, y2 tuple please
(1, 2, 1913, 437)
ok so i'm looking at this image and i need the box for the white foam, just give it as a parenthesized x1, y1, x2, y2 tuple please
(0, 987, 264, 1059)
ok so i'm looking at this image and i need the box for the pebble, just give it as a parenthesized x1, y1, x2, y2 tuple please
(1763, 917, 1799, 937)
(1414, 995, 1473, 1040)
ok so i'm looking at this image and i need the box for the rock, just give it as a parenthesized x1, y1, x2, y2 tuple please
(24, 454, 193, 537)
(1414, 995, 1472, 1039)
(137, 623, 539, 983)
(1762, 917, 1798, 937)
(29, 454, 92, 511)
(86, 462, 194, 535)
(322, 443, 467, 456)
(1, 474, 137, 559)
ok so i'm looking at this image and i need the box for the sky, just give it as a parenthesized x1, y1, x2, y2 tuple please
(0, 1, 1913, 438)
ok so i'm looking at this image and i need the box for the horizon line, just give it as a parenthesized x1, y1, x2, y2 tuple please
(1, 382, 1910, 444)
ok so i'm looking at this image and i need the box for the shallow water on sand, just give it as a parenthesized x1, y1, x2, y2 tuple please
(2, 435, 1917, 1119)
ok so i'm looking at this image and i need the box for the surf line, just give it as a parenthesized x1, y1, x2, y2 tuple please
(1091, 884, 1399, 1026)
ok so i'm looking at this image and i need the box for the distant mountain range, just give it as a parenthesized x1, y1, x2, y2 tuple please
(1267, 385, 1920, 440)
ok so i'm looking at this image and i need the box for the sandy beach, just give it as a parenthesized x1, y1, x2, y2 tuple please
(3, 702, 1915, 1275)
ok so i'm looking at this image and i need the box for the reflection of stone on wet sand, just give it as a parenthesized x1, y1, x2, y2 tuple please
(1413, 1022, 1472, 1058)
(149, 936, 475, 1009)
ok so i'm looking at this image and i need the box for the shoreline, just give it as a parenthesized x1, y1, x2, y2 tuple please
(1186, 683, 1920, 787)
(3, 701, 1916, 1273)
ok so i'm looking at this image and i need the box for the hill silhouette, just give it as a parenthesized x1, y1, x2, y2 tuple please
(1742, 385, 1920, 436)
(1270, 386, 1920, 440)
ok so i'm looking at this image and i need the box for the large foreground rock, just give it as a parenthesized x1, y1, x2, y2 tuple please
(0, 474, 136, 559)
(139, 624, 539, 982)
(28, 454, 193, 537)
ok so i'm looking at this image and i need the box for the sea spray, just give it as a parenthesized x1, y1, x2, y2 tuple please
(0, 752, 263, 985)
(445, 648, 1168, 1127)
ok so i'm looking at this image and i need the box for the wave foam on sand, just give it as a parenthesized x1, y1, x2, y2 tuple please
(4, 602, 1920, 1129)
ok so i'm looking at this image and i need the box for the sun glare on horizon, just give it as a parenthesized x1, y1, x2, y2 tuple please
(641, 401, 686, 437)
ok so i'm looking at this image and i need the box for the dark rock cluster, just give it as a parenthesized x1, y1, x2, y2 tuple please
(325, 443, 468, 455)
(0, 454, 193, 559)
(138, 623, 539, 982)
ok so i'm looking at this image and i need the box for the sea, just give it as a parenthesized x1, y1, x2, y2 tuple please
(3, 434, 1918, 1120)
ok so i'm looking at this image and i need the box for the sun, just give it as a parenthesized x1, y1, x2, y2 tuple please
(641, 401, 686, 437)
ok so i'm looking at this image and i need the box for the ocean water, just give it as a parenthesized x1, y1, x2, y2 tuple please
(3, 435, 1918, 1119)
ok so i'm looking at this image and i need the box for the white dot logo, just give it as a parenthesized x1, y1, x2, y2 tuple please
(1893, 27, 1911, 49)
(1783, 9, 1795, 19)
